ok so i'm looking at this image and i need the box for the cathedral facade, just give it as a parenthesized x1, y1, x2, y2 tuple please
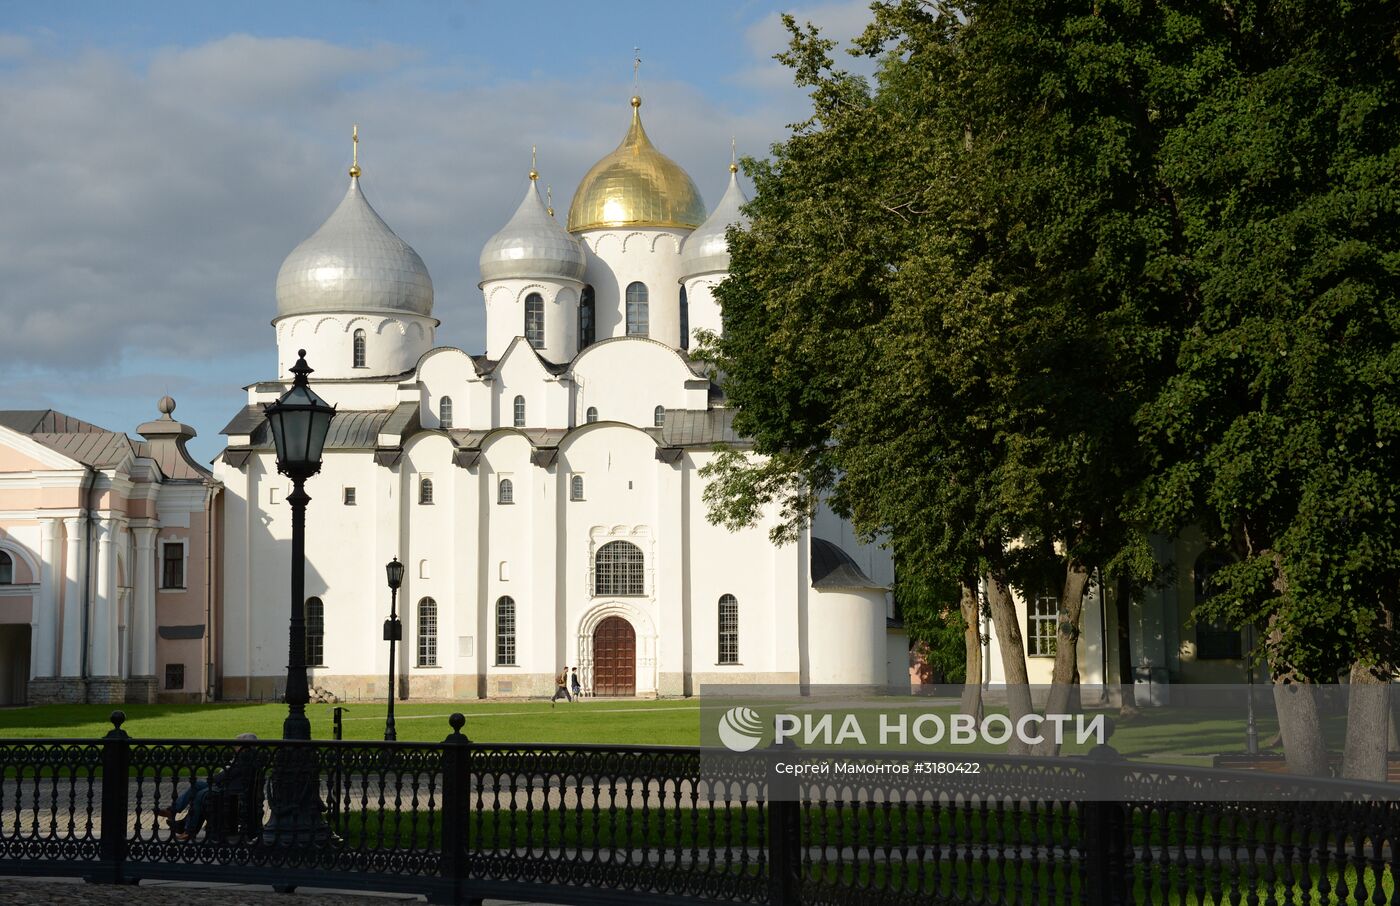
(214, 97, 905, 701)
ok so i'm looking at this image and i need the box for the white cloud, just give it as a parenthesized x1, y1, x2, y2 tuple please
(736, 0, 881, 93)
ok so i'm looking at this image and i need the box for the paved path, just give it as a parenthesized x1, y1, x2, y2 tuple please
(0, 877, 560, 905)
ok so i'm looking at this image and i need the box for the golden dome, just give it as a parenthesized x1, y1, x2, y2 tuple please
(567, 97, 707, 232)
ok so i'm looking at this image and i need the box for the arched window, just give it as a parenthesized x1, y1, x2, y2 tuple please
(570, 475, 584, 501)
(439, 396, 453, 429)
(1194, 552, 1242, 659)
(625, 282, 649, 337)
(419, 478, 434, 505)
(496, 596, 516, 665)
(353, 329, 367, 368)
(579, 286, 595, 350)
(513, 395, 526, 427)
(498, 478, 513, 505)
(305, 597, 324, 666)
(417, 597, 437, 667)
(586, 407, 598, 424)
(524, 292, 545, 348)
(0, 551, 12, 585)
(679, 286, 689, 350)
(595, 540, 644, 596)
(653, 405, 665, 427)
(718, 594, 739, 664)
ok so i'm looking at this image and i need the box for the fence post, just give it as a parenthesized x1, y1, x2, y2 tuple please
(1082, 744, 1130, 906)
(93, 710, 133, 885)
(766, 738, 801, 906)
(433, 713, 479, 906)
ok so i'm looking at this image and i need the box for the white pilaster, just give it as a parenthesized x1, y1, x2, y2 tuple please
(32, 518, 61, 678)
(132, 526, 159, 677)
(60, 517, 86, 677)
(90, 519, 117, 677)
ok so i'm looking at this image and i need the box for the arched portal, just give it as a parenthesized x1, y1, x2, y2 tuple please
(591, 615, 636, 697)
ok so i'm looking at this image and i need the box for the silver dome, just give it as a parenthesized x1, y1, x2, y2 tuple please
(680, 168, 750, 278)
(276, 177, 434, 318)
(479, 179, 586, 283)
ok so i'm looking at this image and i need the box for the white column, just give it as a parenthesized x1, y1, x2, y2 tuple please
(32, 518, 61, 678)
(60, 517, 87, 677)
(132, 526, 158, 678)
(655, 456, 686, 695)
(90, 519, 116, 676)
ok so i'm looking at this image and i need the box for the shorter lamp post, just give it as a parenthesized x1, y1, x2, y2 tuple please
(262, 348, 336, 844)
(384, 557, 404, 741)
(1245, 622, 1260, 756)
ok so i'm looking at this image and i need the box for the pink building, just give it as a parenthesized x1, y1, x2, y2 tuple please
(0, 399, 221, 704)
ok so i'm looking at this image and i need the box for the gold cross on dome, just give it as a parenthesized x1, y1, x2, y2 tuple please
(349, 124, 361, 178)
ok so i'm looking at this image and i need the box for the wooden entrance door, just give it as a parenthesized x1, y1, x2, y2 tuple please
(592, 616, 636, 697)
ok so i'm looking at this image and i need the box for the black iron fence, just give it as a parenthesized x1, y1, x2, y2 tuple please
(1, 712, 1396, 905)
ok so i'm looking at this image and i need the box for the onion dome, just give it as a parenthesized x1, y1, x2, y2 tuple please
(680, 164, 750, 277)
(567, 96, 707, 233)
(480, 175, 586, 282)
(275, 175, 434, 318)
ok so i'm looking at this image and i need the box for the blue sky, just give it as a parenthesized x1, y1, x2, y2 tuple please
(0, 0, 875, 463)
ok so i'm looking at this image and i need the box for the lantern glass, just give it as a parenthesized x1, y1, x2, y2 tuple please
(386, 558, 405, 590)
(263, 352, 336, 476)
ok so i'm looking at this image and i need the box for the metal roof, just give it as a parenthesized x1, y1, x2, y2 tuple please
(810, 537, 883, 589)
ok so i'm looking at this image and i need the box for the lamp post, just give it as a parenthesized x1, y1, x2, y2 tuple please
(384, 557, 404, 741)
(262, 348, 336, 843)
(1245, 622, 1260, 756)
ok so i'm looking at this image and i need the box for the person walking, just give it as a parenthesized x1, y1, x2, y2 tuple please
(570, 667, 582, 700)
(551, 669, 572, 707)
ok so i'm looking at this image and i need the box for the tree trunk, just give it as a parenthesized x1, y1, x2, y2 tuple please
(1112, 573, 1138, 716)
(958, 578, 983, 720)
(1037, 560, 1091, 755)
(1341, 661, 1389, 781)
(1273, 680, 1329, 775)
(985, 571, 1034, 755)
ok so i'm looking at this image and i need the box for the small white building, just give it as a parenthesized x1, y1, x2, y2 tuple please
(214, 97, 905, 700)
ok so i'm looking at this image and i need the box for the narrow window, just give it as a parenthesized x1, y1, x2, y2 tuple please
(417, 597, 438, 667)
(653, 405, 665, 427)
(625, 282, 649, 337)
(161, 543, 184, 589)
(353, 329, 367, 368)
(343, 487, 357, 506)
(570, 475, 584, 501)
(164, 663, 185, 690)
(439, 396, 453, 429)
(0, 551, 11, 585)
(594, 540, 644, 596)
(524, 292, 545, 348)
(579, 286, 595, 349)
(305, 597, 325, 666)
(718, 594, 739, 664)
(1028, 595, 1059, 657)
(679, 286, 689, 350)
(419, 478, 434, 505)
(513, 395, 526, 427)
(586, 406, 598, 424)
(496, 596, 516, 665)
(1194, 552, 1243, 659)
(498, 479, 514, 505)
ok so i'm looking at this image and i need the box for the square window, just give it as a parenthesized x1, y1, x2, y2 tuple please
(164, 663, 184, 690)
(161, 543, 185, 589)
(1028, 596, 1059, 657)
(343, 487, 357, 505)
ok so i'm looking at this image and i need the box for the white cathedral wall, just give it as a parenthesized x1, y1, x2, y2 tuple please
(481, 279, 582, 362)
(570, 340, 699, 428)
(578, 228, 689, 348)
(275, 313, 436, 380)
(805, 587, 887, 686)
(680, 276, 723, 350)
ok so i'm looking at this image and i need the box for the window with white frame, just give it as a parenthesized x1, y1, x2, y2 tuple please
(305, 597, 325, 666)
(579, 286, 596, 349)
(498, 478, 514, 504)
(586, 407, 598, 424)
(417, 597, 437, 667)
(653, 405, 665, 427)
(625, 282, 649, 336)
(0, 551, 12, 584)
(353, 329, 367, 368)
(343, 487, 357, 506)
(718, 594, 739, 664)
(679, 286, 689, 350)
(594, 540, 644, 596)
(513, 395, 526, 427)
(524, 293, 545, 348)
(570, 474, 584, 501)
(496, 596, 516, 665)
(1028, 595, 1059, 657)
(419, 478, 434, 505)
(161, 542, 185, 589)
(439, 396, 453, 429)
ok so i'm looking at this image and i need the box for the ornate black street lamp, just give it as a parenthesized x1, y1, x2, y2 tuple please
(262, 349, 336, 843)
(384, 557, 405, 741)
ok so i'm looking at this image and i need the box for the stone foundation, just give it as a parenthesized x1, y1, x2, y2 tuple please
(125, 675, 158, 704)
(85, 677, 128, 704)
(27, 677, 87, 705)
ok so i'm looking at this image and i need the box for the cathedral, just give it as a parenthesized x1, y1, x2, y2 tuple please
(212, 96, 905, 701)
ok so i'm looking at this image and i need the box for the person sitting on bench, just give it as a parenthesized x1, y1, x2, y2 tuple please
(156, 732, 260, 840)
